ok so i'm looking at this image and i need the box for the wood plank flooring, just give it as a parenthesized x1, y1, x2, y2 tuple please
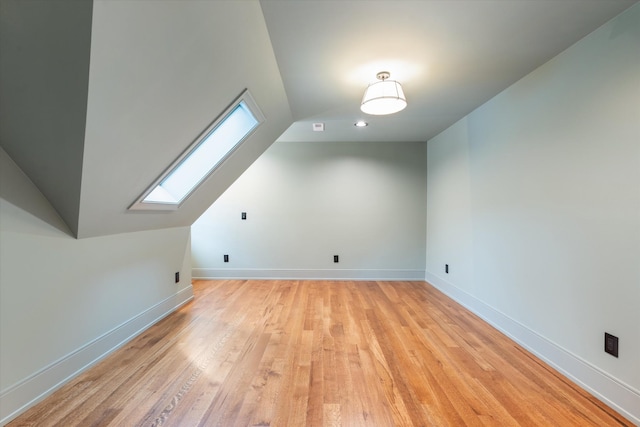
(8, 280, 633, 426)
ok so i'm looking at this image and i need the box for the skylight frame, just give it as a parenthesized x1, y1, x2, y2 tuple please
(129, 90, 264, 211)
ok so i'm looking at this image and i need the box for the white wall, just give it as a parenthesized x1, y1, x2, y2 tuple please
(426, 5, 639, 423)
(0, 148, 193, 424)
(192, 141, 427, 280)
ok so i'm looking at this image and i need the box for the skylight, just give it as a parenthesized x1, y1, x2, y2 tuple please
(130, 90, 264, 210)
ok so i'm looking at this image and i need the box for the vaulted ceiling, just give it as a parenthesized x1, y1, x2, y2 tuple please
(1, 0, 636, 238)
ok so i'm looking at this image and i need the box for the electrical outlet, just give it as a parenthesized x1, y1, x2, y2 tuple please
(241, 212, 247, 220)
(604, 333, 618, 357)
(175, 272, 180, 283)
(224, 254, 229, 263)
(445, 264, 449, 274)
(334, 255, 339, 263)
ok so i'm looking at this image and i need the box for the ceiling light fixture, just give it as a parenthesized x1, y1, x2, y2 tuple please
(354, 120, 368, 127)
(360, 71, 407, 115)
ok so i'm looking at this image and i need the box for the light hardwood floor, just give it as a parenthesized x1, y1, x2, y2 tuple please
(8, 280, 632, 426)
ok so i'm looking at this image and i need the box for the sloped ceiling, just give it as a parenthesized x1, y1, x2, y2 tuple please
(1, 0, 636, 238)
(78, 0, 291, 238)
(0, 0, 92, 237)
(1, 0, 292, 238)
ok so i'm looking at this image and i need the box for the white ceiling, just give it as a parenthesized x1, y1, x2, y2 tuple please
(1, 0, 293, 238)
(1, 0, 637, 238)
(261, 0, 637, 143)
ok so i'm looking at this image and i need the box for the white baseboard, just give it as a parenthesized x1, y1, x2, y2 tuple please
(192, 268, 425, 281)
(424, 271, 640, 426)
(0, 286, 194, 426)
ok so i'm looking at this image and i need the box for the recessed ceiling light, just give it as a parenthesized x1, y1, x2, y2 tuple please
(354, 120, 368, 127)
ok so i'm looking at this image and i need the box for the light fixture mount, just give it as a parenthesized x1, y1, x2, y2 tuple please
(361, 71, 407, 115)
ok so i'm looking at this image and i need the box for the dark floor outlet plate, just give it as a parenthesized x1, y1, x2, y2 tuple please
(224, 255, 229, 263)
(604, 332, 618, 357)
(334, 255, 339, 263)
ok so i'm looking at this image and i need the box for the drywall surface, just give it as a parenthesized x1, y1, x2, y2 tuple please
(78, 0, 291, 238)
(192, 141, 427, 279)
(0, 0, 92, 236)
(426, 4, 639, 421)
(0, 148, 193, 423)
(0, 0, 291, 239)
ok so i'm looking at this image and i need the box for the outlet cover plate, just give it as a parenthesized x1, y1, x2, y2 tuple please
(604, 332, 619, 357)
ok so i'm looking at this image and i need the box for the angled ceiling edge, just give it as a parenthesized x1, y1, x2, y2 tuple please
(76, 0, 292, 238)
(0, 0, 93, 237)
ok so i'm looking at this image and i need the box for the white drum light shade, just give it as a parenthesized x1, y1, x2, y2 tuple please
(360, 71, 407, 115)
